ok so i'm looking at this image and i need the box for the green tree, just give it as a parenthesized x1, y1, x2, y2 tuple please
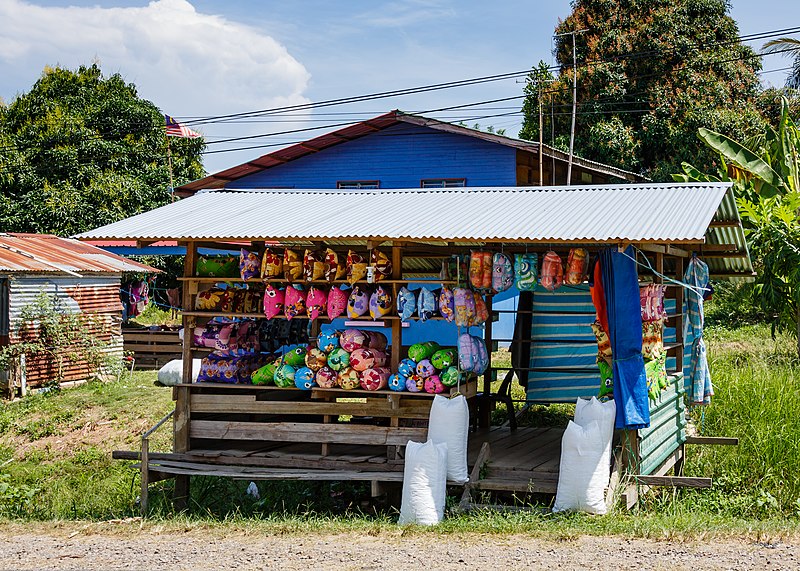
(762, 37, 800, 89)
(0, 64, 205, 236)
(521, 0, 765, 180)
(675, 98, 800, 355)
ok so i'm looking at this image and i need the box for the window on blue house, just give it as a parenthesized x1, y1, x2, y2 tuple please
(421, 178, 466, 188)
(337, 180, 380, 189)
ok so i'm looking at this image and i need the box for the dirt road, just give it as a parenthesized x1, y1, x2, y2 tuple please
(0, 528, 798, 571)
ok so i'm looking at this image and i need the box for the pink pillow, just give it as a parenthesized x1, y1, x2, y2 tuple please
(306, 286, 328, 320)
(284, 285, 306, 320)
(327, 286, 350, 320)
(262, 285, 285, 320)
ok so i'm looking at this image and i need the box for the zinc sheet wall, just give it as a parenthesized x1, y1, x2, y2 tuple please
(525, 285, 693, 403)
(638, 373, 687, 475)
(6, 273, 123, 388)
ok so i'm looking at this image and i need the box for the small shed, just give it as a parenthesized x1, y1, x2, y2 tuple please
(77, 183, 750, 512)
(0, 233, 157, 395)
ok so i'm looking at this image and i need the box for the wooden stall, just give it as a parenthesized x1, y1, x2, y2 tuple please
(81, 184, 751, 512)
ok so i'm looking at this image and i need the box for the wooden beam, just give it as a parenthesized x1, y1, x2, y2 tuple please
(699, 243, 739, 252)
(685, 436, 739, 446)
(633, 475, 712, 488)
(708, 220, 741, 228)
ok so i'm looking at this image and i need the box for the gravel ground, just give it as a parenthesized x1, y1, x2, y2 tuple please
(0, 530, 798, 571)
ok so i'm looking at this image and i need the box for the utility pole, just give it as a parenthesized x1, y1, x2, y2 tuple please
(554, 28, 588, 186)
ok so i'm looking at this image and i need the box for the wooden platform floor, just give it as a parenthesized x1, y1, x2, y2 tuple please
(117, 427, 564, 492)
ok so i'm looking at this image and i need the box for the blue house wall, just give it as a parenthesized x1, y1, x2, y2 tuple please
(227, 123, 518, 188)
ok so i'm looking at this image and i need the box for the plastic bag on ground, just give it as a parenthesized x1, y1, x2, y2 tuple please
(157, 359, 201, 386)
(427, 395, 469, 484)
(398, 440, 448, 525)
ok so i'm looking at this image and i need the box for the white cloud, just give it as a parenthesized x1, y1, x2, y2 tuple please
(357, 0, 456, 28)
(0, 0, 311, 170)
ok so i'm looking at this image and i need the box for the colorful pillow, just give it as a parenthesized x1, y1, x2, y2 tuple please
(365, 331, 388, 351)
(327, 347, 351, 371)
(405, 374, 424, 392)
(315, 366, 337, 389)
(283, 249, 303, 282)
(284, 285, 307, 320)
(347, 286, 369, 318)
(340, 328, 368, 352)
(192, 322, 235, 352)
(274, 364, 296, 388)
(398, 358, 417, 378)
(514, 253, 538, 291)
(469, 251, 492, 290)
(541, 251, 564, 291)
(591, 320, 613, 364)
(306, 286, 328, 320)
(597, 356, 614, 400)
(431, 348, 457, 370)
(417, 287, 438, 322)
(424, 375, 445, 394)
(252, 361, 277, 386)
(303, 249, 326, 282)
(492, 253, 514, 293)
(195, 288, 232, 312)
(262, 285, 285, 319)
(282, 345, 307, 368)
(317, 329, 340, 353)
(388, 373, 407, 392)
(369, 285, 393, 320)
(346, 250, 367, 285)
(260, 249, 283, 279)
(305, 348, 328, 372)
(566, 248, 589, 286)
(473, 335, 489, 374)
(294, 367, 317, 390)
(239, 249, 261, 282)
(323, 249, 338, 282)
(440, 366, 461, 387)
(197, 255, 238, 278)
(641, 319, 664, 361)
(438, 286, 455, 322)
(350, 348, 377, 372)
(371, 249, 392, 282)
(337, 367, 360, 390)
(454, 288, 476, 327)
(359, 367, 390, 391)
(416, 359, 436, 378)
(397, 287, 417, 322)
(327, 286, 350, 320)
(408, 341, 440, 362)
(458, 333, 488, 374)
(640, 283, 667, 322)
(473, 292, 488, 326)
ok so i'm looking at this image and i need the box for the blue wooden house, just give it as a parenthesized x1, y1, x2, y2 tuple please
(177, 110, 644, 195)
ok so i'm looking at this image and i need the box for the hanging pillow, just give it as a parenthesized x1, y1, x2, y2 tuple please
(369, 285, 393, 320)
(397, 287, 417, 322)
(261, 248, 283, 279)
(566, 248, 590, 286)
(492, 252, 514, 293)
(303, 249, 326, 282)
(454, 288, 476, 327)
(346, 250, 368, 285)
(239, 248, 261, 282)
(283, 249, 303, 282)
(514, 253, 538, 291)
(262, 285, 285, 320)
(323, 249, 339, 282)
(347, 286, 369, 318)
(327, 285, 350, 320)
(306, 286, 328, 321)
(438, 286, 455, 322)
(371, 249, 392, 282)
(284, 285, 306, 320)
(417, 287, 438, 322)
(541, 251, 564, 291)
(472, 292, 489, 326)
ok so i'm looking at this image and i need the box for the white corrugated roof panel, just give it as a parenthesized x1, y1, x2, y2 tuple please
(76, 183, 733, 245)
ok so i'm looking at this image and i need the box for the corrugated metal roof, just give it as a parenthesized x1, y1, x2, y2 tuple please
(75, 181, 726, 239)
(177, 111, 645, 194)
(0, 233, 159, 274)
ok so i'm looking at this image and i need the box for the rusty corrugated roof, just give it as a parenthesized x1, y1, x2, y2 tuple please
(0, 233, 159, 274)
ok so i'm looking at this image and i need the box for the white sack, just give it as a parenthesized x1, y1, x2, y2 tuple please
(157, 359, 201, 386)
(398, 440, 448, 525)
(427, 394, 470, 484)
(553, 420, 609, 514)
(574, 396, 616, 448)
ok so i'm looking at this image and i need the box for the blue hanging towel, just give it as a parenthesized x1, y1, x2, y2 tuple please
(600, 247, 650, 430)
(684, 256, 713, 404)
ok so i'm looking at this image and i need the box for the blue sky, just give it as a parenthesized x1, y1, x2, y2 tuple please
(1, 0, 799, 172)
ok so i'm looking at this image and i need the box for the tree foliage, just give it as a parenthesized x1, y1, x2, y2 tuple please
(0, 64, 205, 236)
(520, 0, 765, 180)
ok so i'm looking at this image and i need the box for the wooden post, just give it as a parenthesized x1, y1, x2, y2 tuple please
(674, 256, 685, 376)
(389, 241, 403, 460)
(139, 436, 149, 516)
(480, 294, 494, 428)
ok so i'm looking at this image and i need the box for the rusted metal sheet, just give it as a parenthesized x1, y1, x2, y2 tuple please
(6, 275, 123, 389)
(0, 233, 158, 274)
